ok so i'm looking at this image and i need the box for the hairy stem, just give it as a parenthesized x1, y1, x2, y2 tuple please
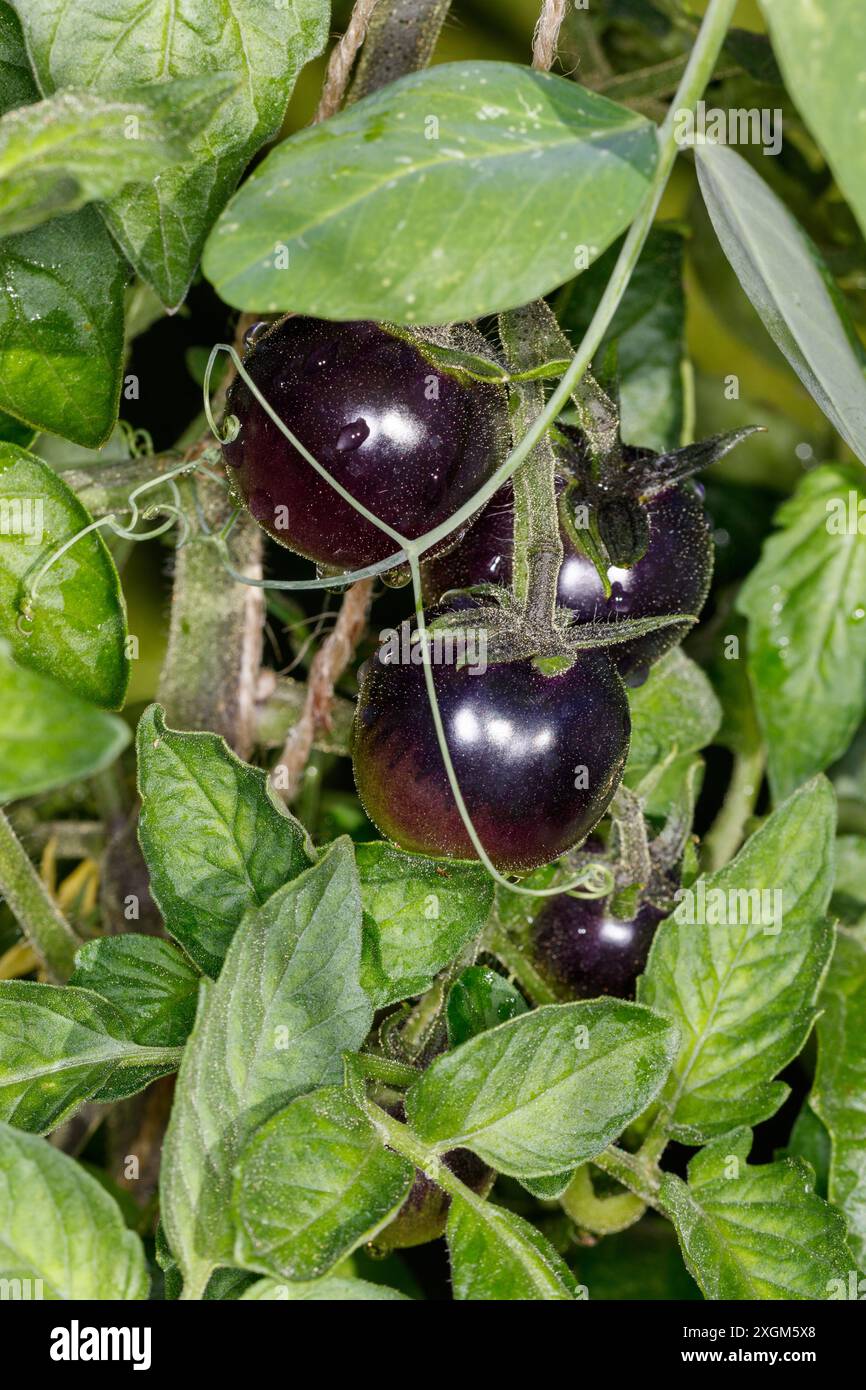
(158, 474, 264, 758)
(591, 1144, 664, 1212)
(701, 744, 766, 872)
(349, 0, 451, 101)
(500, 305, 564, 633)
(0, 808, 80, 981)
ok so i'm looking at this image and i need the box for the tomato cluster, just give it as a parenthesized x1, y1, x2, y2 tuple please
(225, 316, 715, 994)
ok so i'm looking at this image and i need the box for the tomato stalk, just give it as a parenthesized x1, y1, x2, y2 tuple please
(0, 808, 79, 982)
(348, 0, 453, 103)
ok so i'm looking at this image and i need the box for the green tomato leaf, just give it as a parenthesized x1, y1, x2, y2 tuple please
(0, 78, 235, 238)
(356, 842, 493, 1008)
(203, 61, 658, 325)
(0, 1121, 148, 1298)
(0, 444, 129, 707)
(405, 1000, 677, 1178)
(781, 1102, 831, 1200)
(661, 1128, 851, 1300)
(447, 1193, 579, 1301)
(760, 0, 866, 242)
(11, 0, 330, 309)
(446, 965, 528, 1047)
(0, 981, 181, 1133)
(0, 639, 128, 802)
(626, 648, 722, 779)
(0, 0, 127, 448)
(160, 839, 372, 1296)
(241, 1275, 410, 1301)
(831, 834, 866, 932)
(70, 935, 200, 1049)
(233, 1086, 413, 1282)
(558, 226, 687, 452)
(695, 141, 866, 468)
(738, 465, 866, 801)
(0, 210, 128, 448)
(0, 2, 34, 112)
(812, 930, 866, 1269)
(136, 705, 311, 976)
(639, 778, 836, 1142)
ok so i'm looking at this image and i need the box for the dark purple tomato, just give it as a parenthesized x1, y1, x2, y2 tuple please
(422, 481, 712, 679)
(533, 891, 665, 999)
(222, 317, 508, 569)
(374, 1104, 493, 1251)
(352, 648, 630, 875)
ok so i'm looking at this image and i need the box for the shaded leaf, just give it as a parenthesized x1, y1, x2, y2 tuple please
(696, 141, 866, 467)
(558, 226, 687, 452)
(0, 78, 234, 237)
(0, 981, 181, 1133)
(446, 965, 527, 1047)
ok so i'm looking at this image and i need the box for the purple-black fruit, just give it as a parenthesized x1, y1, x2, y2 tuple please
(374, 1103, 493, 1251)
(352, 647, 630, 874)
(533, 888, 665, 999)
(422, 480, 712, 680)
(222, 317, 509, 569)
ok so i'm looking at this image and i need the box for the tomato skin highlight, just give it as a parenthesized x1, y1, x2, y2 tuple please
(352, 649, 630, 875)
(222, 316, 509, 569)
(533, 890, 665, 1000)
(423, 481, 713, 679)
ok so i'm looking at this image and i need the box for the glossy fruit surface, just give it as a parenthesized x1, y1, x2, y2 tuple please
(422, 481, 712, 679)
(352, 647, 630, 874)
(533, 889, 665, 999)
(222, 317, 508, 569)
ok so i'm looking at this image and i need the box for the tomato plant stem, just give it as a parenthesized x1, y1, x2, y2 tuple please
(591, 1145, 664, 1212)
(500, 306, 564, 630)
(349, 0, 453, 102)
(701, 744, 766, 872)
(0, 808, 80, 981)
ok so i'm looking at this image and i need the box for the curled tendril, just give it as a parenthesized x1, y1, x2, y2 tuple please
(18, 459, 197, 630)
